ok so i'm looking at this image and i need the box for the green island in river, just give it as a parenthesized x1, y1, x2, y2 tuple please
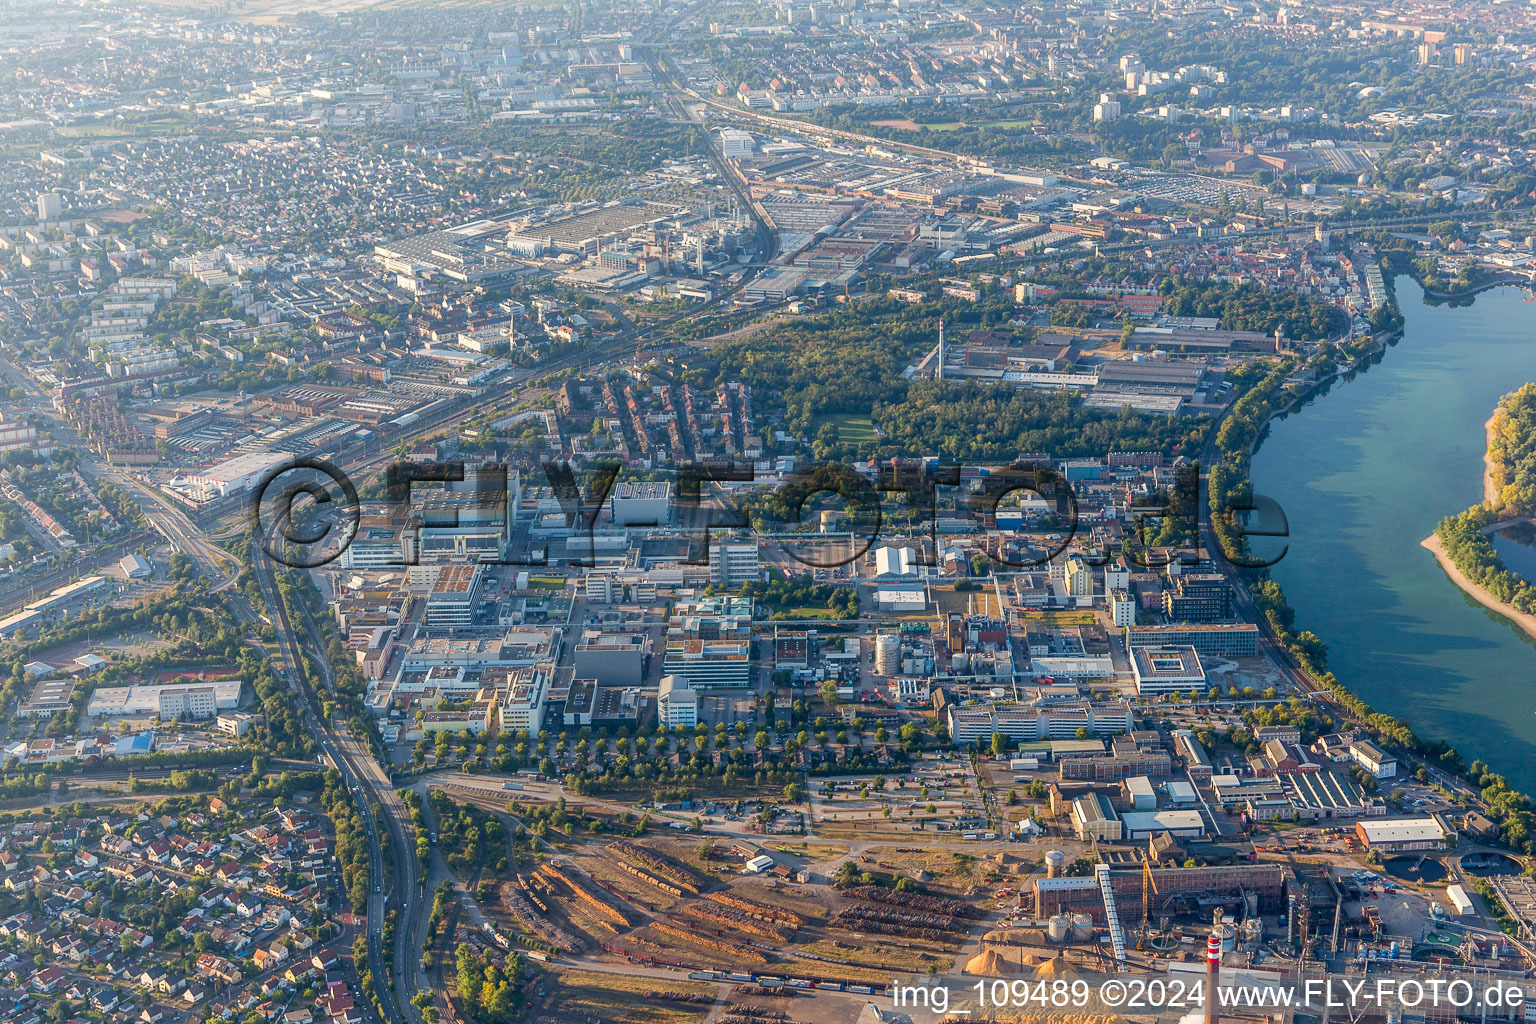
(1427, 383, 1536, 642)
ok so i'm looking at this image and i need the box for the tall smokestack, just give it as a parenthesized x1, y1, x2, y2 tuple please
(1206, 909, 1223, 1024)
(937, 318, 946, 381)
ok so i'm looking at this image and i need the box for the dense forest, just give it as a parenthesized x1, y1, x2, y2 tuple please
(704, 287, 1336, 460)
(870, 382, 1206, 461)
(1158, 277, 1348, 340)
(1487, 384, 1536, 515)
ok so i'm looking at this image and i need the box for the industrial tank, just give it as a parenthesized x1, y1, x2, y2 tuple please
(1044, 850, 1066, 877)
(1072, 913, 1095, 941)
(1047, 914, 1071, 942)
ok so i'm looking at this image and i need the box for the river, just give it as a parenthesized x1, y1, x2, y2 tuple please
(1249, 279, 1536, 792)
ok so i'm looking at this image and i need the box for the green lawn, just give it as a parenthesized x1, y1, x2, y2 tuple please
(764, 606, 850, 620)
(913, 119, 1040, 132)
(815, 414, 878, 442)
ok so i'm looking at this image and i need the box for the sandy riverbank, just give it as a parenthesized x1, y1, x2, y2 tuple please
(1421, 532, 1536, 644)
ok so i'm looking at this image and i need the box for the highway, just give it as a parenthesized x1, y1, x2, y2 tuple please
(289, 589, 428, 1018)
(250, 529, 415, 1024)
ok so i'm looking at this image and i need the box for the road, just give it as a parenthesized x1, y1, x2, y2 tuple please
(81, 460, 243, 587)
(250, 529, 416, 1024)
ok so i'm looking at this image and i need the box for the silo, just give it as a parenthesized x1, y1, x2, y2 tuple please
(1072, 913, 1095, 941)
(874, 633, 900, 676)
(1047, 914, 1071, 942)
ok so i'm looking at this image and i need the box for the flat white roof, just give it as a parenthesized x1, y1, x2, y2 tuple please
(1358, 817, 1445, 842)
(87, 680, 243, 715)
(1165, 780, 1198, 801)
(1125, 776, 1156, 798)
(1121, 810, 1205, 833)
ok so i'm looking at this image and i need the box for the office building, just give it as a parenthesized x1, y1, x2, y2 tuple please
(1064, 555, 1094, 600)
(1110, 589, 1136, 627)
(709, 542, 760, 588)
(425, 565, 482, 627)
(1126, 623, 1259, 659)
(1162, 573, 1233, 622)
(719, 128, 755, 157)
(1349, 740, 1397, 779)
(1130, 645, 1206, 695)
(497, 664, 551, 734)
(658, 674, 698, 729)
(661, 638, 751, 688)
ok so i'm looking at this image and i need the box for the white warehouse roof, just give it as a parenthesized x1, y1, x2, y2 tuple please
(1120, 810, 1205, 836)
(1357, 817, 1447, 844)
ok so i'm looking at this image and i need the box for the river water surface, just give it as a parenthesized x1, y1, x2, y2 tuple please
(1250, 280, 1536, 791)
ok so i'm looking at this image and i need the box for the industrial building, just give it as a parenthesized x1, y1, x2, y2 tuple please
(1065, 745, 1174, 780)
(1123, 326, 1275, 353)
(1033, 863, 1286, 924)
(1354, 816, 1453, 852)
(182, 449, 292, 498)
(0, 575, 112, 639)
(1094, 359, 1209, 396)
(120, 554, 153, 579)
(572, 632, 648, 686)
(946, 697, 1134, 746)
(610, 481, 672, 527)
(1284, 865, 1340, 949)
(1120, 809, 1206, 838)
(1282, 770, 1375, 820)
(1071, 794, 1122, 841)
(87, 680, 244, 719)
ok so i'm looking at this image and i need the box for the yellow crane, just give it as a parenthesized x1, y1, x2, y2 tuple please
(1138, 859, 1159, 950)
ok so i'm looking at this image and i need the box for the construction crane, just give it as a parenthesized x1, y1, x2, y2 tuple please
(1138, 859, 1159, 950)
